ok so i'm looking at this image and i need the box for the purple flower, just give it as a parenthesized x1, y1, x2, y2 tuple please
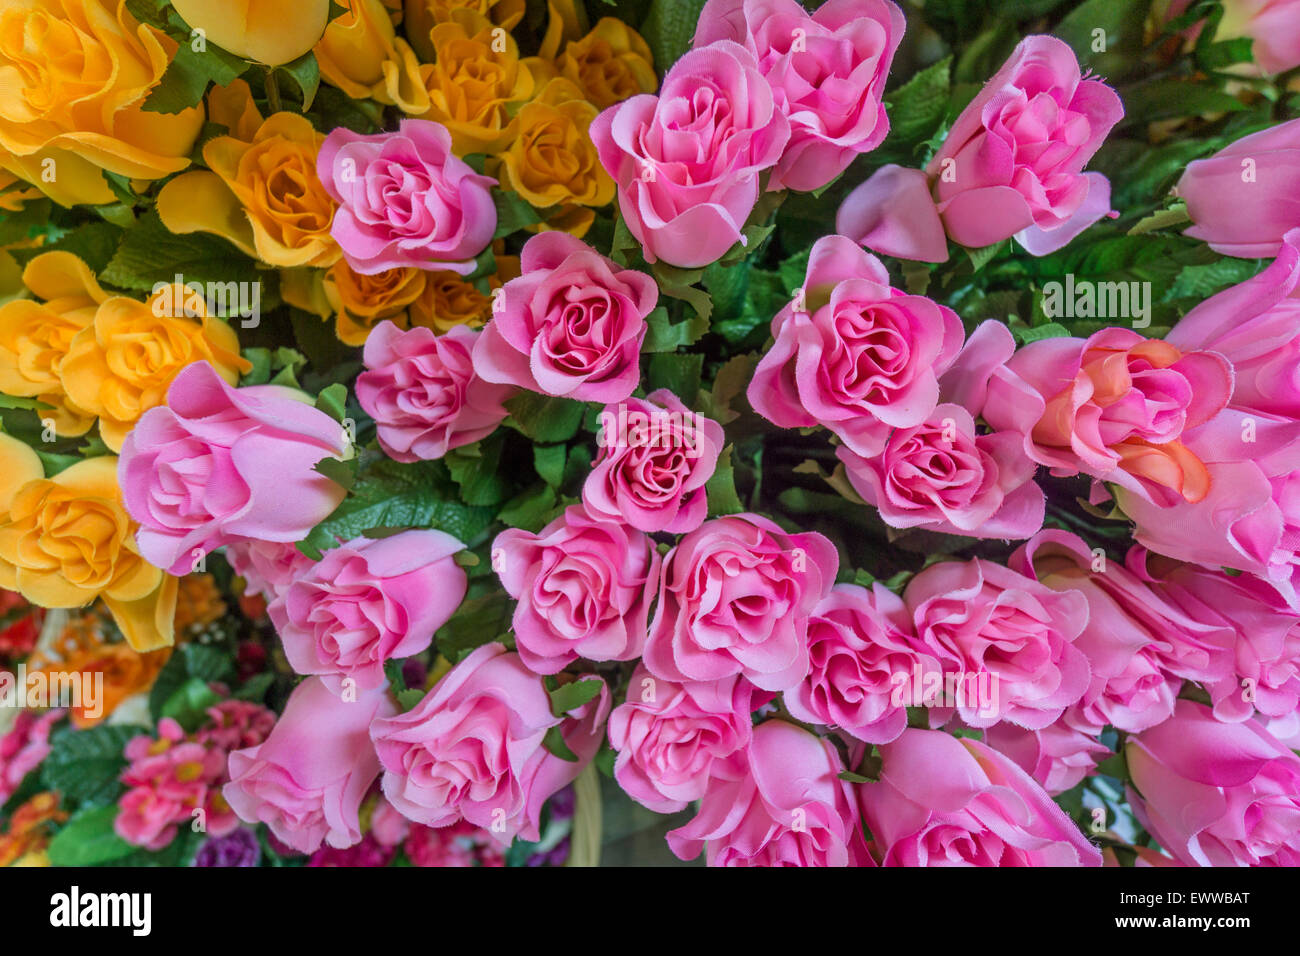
(193, 828, 261, 867)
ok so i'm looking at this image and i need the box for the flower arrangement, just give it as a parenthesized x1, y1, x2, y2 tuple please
(1, 0, 1300, 869)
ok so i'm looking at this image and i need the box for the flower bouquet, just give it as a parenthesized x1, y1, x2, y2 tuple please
(1, 0, 1300, 870)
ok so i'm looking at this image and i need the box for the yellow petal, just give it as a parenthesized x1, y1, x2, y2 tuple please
(156, 170, 259, 259)
(21, 252, 110, 305)
(103, 573, 178, 653)
(0, 432, 42, 511)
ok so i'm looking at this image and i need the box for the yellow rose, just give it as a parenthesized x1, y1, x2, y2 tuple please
(205, 79, 265, 143)
(0, 171, 41, 213)
(556, 19, 657, 109)
(409, 254, 520, 333)
(323, 261, 428, 345)
(317, 0, 428, 115)
(170, 0, 330, 67)
(0, 0, 204, 207)
(156, 113, 341, 269)
(416, 9, 535, 154)
(0, 436, 176, 652)
(497, 78, 614, 238)
(0, 252, 107, 436)
(403, 0, 525, 61)
(59, 284, 250, 451)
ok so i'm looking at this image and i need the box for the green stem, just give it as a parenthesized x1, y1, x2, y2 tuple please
(265, 67, 282, 114)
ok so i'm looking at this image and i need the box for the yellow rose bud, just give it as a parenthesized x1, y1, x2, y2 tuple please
(206, 79, 265, 143)
(497, 78, 614, 238)
(0, 439, 176, 652)
(0, 252, 107, 436)
(323, 261, 428, 345)
(59, 285, 250, 452)
(317, 0, 429, 115)
(170, 0, 331, 67)
(0, 0, 204, 207)
(416, 9, 535, 154)
(557, 18, 657, 109)
(157, 113, 341, 269)
(403, 0, 525, 61)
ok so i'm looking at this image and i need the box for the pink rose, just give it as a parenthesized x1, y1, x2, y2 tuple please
(1178, 119, 1300, 258)
(984, 720, 1110, 796)
(862, 728, 1102, 865)
(224, 677, 395, 854)
(838, 36, 1123, 260)
(607, 663, 752, 813)
(784, 582, 934, 744)
(590, 41, 790, 268)
(1009, 530, 1234, 734)
(644, 513, 837, 692)
(1167, 228, 1300, 418)
(368, 643, 608, 844)
(1126, 700, 1300, 866)
(270, 530, 467, 690)
(982, 327, 1233, 507)
(1128, 548, 1300, 722)
(472, 232, 656, 402)
(225, 539, 314, 603)
(903, 557, 1091, 730)
(357, 320, 513, 462)
(693, 0, 905, 192)
(667, 720, 869, 866)
(0, 708, 63, 803)
(1114, 408, 1300, 607)
(746, 235, 964, 457)
(119, 361, 349, 576)
(318, 119, 496, 274)
(838, 402, 1045, 539)
(492, 506, 659, 674)
(583, 389, 725, 533)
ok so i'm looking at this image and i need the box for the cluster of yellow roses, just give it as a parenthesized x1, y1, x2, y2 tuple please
(0, 0, 659, 653)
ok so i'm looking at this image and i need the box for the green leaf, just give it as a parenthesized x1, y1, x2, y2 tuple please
(496, 482, 558, 531)
(642, 304, 709, 351)
(302, 459, 496, 552)
(503, 392, 585, 443)
(100, 211, 261, 292)
(704, 445, 745, 517)
(542, 725, 579, 762)
(548, 678, 603, 717)
(143, 42, 249, 114)
(639, 0, 704, 77)
(315, 383, 348, 422)
(493, 191, 546, 238)
(278, 52, 322, 111)
(445, 439, 512, 506)
(161, 676, 224, 733)
(181, 642, 235, 682)
(1168, 258, 1265, 299)
(645, 352, 704, 405)
(396, 688, 427, 712)
(41, 724, 145, 809)
(533, 444, 568, 488)
(8, 221, 122, 273)
(1014, 322, 1072, 345)
(0, 395, 51, 412)
(1197, 36, 1254, 71)
(966, 241, 1007, 272)
(1118, 79, 1246, 128)
(883, 56, 952, 146)
(234, 672, 275, 703)
(149, 652, 191, 722)
(837, 770, 873, 784)
(314, 455, 357, 493)
(46, 805, 135, 867)
(435, 592, 513, 662)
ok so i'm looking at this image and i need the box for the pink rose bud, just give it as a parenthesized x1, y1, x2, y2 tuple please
(863, 727, 1102, 865)
(1126, 699, 1300, 866)
(318, 119, 496, 275)
(838, 35, 1123, 260)
(590, 40, 790, 268)
(1178, 117, 1300, 258)
(357, 321, 513, 462)
(119, 361, 350, 576)
(583, 389, 725, 534)
(694, 0, 905, 192)
(644, 513, 837, 692)
(667, 720, 870, 866)
(270, 530, 468, 690)
(607, 663, 753, 813)
(493, 506, 660, 675)
(747, 235, 965, 458)
(369, 643, 608, 844)
(224, 677, 396, 855)
(984, 720, 1110, 796)
(472, 232, 657, 403)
